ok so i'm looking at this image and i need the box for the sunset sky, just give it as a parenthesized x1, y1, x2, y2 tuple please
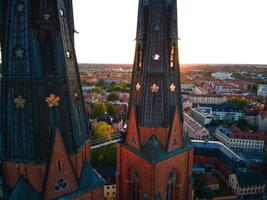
(73, 0, 267, 64)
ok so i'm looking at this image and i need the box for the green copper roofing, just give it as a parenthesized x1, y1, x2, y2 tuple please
(58, 162, 106, 200)
(8, 178, 41, 200)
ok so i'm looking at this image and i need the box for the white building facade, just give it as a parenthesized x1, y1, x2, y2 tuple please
(215, 126, 264, 152)
(183, 113, 209, 140)
(229, 172, 265, 199)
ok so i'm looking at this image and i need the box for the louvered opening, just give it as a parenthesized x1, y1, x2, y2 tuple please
(43, 31, 55, 74)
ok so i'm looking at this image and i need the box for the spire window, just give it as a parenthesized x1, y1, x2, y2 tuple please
(43, 31, 55, 74)
(170, 45, 175, 68)
(166, 172, 176, 200)
(132, 172, 139, 200)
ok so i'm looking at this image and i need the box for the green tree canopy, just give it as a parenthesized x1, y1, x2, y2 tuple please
(91, 144, 116, 167)
(107, 92, 119, 101)
(92, 121, 114, 139)
(227, 98, 249, 109)
(95, 79, 106, 86)
(90, 103, 106, 118)
(106, 102, 115, 116)
(262, 151, 267, 165)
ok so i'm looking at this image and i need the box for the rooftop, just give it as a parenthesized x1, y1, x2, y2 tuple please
(199, 103, 244, 113)
(235, 171, 265, 187)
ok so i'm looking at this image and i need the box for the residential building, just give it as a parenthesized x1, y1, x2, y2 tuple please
(184, 113, 209, 140)
(198, 103, 245, 122)
(206, 174, 219, 191)
(231, 125, 267, 145)
(181, 83, 194, 91)
(190, 107, 213, 126)
(104, 185, 116, 200)
(229, 172, 265, 199)
(215, 126, 264, 152)
(111, 101, 128, 115)
(211, 72, 233, 80)
(97, 167, 117, 200)
(257, 85, 267, 98)
(195, 86, 209, 95)
(258, 111, 267, 132)
(190, 94, 227, 105)
(214, 84, 241, 94)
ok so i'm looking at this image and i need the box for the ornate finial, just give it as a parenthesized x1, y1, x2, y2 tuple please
(170, 84, 176, 92)
(46, 94, 60, 108)
(151, 84, 159, 93)
(14, 95, 26, 109)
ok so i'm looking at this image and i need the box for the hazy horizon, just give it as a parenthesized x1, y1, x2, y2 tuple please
(73, 0, 267, 65)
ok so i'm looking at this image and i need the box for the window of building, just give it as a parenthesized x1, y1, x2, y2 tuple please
(170, 45, 175, 68)
(54, 179, 68, 192)
(43, 31, 55, 74)
(132, 172, 139, 200)
(166, 172, 176, 200)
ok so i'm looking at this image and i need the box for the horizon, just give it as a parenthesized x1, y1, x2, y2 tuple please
(73, 0, 267, 65)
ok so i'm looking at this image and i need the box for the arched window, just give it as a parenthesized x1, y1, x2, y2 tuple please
(132, 171, 139, 200)
(166, 172, 176, 200)
(42, 31, 55, 74)
(136, 44, 142, 69)
(170, 44, 175, 68)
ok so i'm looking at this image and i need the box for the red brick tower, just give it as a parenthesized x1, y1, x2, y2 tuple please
(116, 0, 193, 199)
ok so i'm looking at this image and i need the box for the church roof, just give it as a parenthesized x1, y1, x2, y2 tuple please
(124, 136, 192, 164)
(58, 162, 106, 200)
(79, 162, 106, 191)
(8, 178, 41, 200)
(142, 135, 166, 162)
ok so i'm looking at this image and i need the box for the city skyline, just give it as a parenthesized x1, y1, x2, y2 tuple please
(73, 0, 267, 65)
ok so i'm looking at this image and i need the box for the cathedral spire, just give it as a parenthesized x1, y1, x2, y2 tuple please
(117, 1, 193, 199)
(1, 0, 104, 198)
(127, 0, 185, 151)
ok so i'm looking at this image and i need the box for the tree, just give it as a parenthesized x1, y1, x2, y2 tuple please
(91, 144, 116, 167)
(263, 151, 267, 165)
(106, 102, 115, 116)
(90, 86, 102, 93)
(107, 92, 119, 101)
(90, 103, 106, 118)
(92, 121, 114, 139)
(227, 98, 249, 109)
(95, 79, 106, 87)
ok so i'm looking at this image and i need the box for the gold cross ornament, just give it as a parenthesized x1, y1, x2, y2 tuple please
(151, 83, 159, 93)
(136, 83, 141, 91)
(14, 95, 26, 109)
(46, 94, 60, 108)
(170, 84, 176, 92)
